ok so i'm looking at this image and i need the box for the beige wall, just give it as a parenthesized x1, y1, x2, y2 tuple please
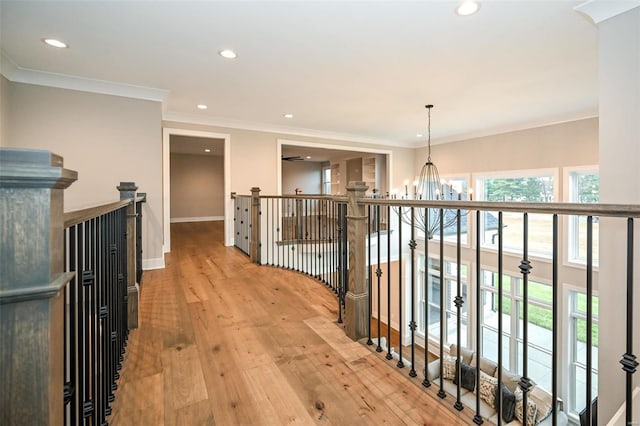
(281, 160, 322, 195)
(417, 117, 598, 175)
(170, 153, 224, 220)
(163, 120, 416, 197)
(0, 75, 10, 146)
(7, 82, 164, 266)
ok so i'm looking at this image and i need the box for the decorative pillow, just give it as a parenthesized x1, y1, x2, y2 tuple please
(442, 356, 457, 380)
(495, 368, 522, 393)
(471, 356, 498, 377)
(515, 387, 538, 425)
(496, 382, 516, 423)
(479, 371, 498, 408)
(530, 386, 553, 422)
(449, 344, 474, 365)
(453, 362, 476, 392)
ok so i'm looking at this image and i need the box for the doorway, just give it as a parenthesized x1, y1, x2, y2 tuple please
(162, 128, 232, 252)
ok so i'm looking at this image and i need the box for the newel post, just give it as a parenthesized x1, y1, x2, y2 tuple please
(250, 187, 261, 264)
(117, 181, 139, 329)
(0, 148, 77, 425)
(345, 181, 369, 340)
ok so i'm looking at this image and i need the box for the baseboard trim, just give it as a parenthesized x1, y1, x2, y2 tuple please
(142, 257, 165, 270)
(170, 216, 224, 223)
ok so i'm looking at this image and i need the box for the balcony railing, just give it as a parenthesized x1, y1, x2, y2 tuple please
(0, 148, 145, 425)
(234, 182, 640, 426)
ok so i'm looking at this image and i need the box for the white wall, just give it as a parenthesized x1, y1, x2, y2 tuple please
(281, 160, 322, 195)
(597, 7, 640, 421)
(170, 153, 224, 220)
(7, 82, 164, 268)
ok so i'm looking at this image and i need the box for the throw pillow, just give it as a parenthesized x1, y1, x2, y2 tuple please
(479, 371, 498, 408)
(443, 356, 457, 380)
(496, 382, 516, 422)
(453, 362, 476, 392)
(530, 386, 553, 422)
(515, 387, 538, 425)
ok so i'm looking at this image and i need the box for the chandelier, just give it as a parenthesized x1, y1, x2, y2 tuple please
(396, 104, 467, 239)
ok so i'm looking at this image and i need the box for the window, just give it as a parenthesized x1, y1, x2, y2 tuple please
(476, 171, 556, 257)
(418, 256, 468, 347)
(433, 177, 469, 245)
(480, 269, 554, 391)
(567, 169, 599, 265)
(569, 291, 598, 416)
(322, 166, 331, 195)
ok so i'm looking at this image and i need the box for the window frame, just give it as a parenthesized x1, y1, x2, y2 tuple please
(474, 168, 559, 259)
(563, 166, 599, 268)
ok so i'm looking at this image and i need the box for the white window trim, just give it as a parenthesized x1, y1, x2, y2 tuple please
(429, 174, 473, 249)
(562, 165, 599, 270)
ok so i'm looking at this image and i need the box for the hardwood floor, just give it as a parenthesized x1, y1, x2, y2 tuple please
(109, 221, 471, 425)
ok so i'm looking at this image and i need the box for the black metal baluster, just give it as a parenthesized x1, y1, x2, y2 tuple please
(423, 207, 431, 388)
(585, 215, 593, 426)
(386, 205, 392, 361)
(552, 214, 558, 426)
(520, 213, 533, 426)
(337, 203, 344, 323)
(621, 217, 638, 425)
(99, 214, 108, 423)
(66, 225, 77, 423)
(474, 210, 483, 424)
(376, 205, 383, 353)
(409, 207, 417, 377)
(83, 219, 95, 423)
(438, 208, 446, 399)
(454, 209, 463, 411)
(497, 211, 503, 426)
(367, 204, 373, 346)
(397, 206, 404, 369)
(76, 223, 85, 424)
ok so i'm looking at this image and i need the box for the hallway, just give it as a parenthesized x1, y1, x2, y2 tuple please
(109, 221, 469, 425)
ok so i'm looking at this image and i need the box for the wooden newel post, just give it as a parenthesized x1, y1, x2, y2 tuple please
(0, 148, 77, 425)
(345, 181, 369, 340)
(117, 181, 139, 329)
(250, 187, 261, 264)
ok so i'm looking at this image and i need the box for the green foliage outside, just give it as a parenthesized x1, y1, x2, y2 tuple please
(485, 176, 554, 202)
(489, 274, 598, 347)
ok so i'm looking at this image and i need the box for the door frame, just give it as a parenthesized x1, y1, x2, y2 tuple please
(162, 128, 232, 251)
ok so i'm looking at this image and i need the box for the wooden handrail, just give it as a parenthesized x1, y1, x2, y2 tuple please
(63, 199, 131, 228)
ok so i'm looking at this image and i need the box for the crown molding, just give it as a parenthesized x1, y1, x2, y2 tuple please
(575, 0, 640, 24)
(0, 51, 168, 102)
(162, 111, 397, 148)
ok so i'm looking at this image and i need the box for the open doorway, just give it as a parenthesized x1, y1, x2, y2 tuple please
(277, 139, 391, 197)
(162, 128, 232, 252)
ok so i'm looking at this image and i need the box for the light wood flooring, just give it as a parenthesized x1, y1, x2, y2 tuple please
(109, 221, 472, 425)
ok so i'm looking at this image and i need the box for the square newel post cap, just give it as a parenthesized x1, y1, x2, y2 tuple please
(250, 187, 261, 195)
(0, 148, 77, 189)
(117, 181, 138, 200)
(346, 181, 369, 192)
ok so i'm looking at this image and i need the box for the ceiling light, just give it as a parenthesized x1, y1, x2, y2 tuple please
(219, 49, 237, 59)
(204, 149, 211, 153)
(42, 38, 68, 48)
(283, 113, 293, 119)
(416, 133, 424, 138)
(305, 156, 312, 159)
(197, 104, 207, 110)
(456, 1, 480, 16)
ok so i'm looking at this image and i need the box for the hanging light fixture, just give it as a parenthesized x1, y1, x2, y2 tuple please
(397, 104, 466, 239)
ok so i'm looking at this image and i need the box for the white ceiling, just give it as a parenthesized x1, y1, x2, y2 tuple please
(0, 1, 599, 147)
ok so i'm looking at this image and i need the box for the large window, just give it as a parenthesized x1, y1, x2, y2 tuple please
(476, 171, 556, 257)
(418, 256, 468, 348)
(569, 290, 599, 416)
(567, 168, 599, 265)
(322, 166, 331, 195)
(480, 270, 554, 391)
(434, 177, 469, 245)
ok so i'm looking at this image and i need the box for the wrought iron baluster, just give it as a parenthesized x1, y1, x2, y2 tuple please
(585, 215, 593, 426)
(552, 214, 558, 426)
(367, 205, 373, 346)
(423, 207, 431, 388)
(454, 209, 463, 411)
(497, 211, 503, 426)
(622, 217, 638, 425)
(397, 206, 404, 369)
(437, 208, 446, 399)
(474, 210, 483, 424)
(386, 205, 393, 361)
(520, 213, 533, 426)
(376, 205, 383, 353)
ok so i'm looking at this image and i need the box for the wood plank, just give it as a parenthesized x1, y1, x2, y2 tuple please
(109, 222, 477, 426)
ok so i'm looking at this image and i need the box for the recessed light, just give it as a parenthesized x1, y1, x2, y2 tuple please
(204, 149, 211, 153)
(197, 104, 207, 110)
(42, 38, 68, 48)
(305, 156, 312, 159)
(219, 49, 237, 59)
(283, 113, 293, 119)
(416, 133, 424, 138)
(456, 1, 480, 16)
